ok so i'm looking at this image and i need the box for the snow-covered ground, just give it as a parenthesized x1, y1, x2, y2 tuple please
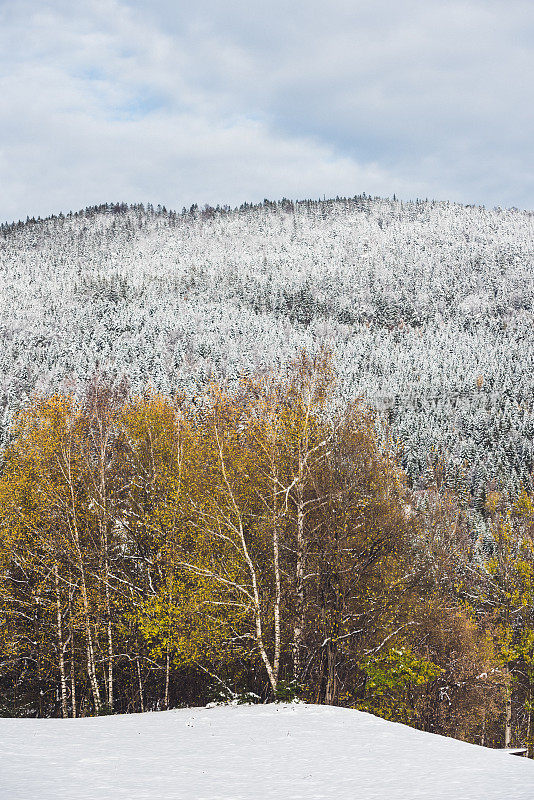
(1, 703, 533, 799)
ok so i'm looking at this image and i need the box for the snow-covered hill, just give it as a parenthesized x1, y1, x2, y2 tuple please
(1, 197, 533, 498)
(1, 703, 532, 799)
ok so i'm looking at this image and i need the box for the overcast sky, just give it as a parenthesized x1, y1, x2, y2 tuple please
(0, 0, 532, 222)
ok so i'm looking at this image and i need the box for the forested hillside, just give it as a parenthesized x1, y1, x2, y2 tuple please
(1, 197, 534, 747)
(1, 196, 533, 502)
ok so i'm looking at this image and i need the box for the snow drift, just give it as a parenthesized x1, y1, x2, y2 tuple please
(1, 703, 533, 799)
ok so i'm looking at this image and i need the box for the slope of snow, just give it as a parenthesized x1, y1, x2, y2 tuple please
(1, 703, 532, 799)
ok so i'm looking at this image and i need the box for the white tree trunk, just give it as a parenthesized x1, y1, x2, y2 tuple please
(54, 567, 68, 718)
(504, 667, 512, 748)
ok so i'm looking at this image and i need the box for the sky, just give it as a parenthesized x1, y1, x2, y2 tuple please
(0, 0, 533, 223)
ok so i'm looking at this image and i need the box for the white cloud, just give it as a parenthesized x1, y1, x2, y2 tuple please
(0, 0, 532, 222)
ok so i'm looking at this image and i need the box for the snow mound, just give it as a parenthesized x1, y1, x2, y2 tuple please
(1, 703, 533, 799)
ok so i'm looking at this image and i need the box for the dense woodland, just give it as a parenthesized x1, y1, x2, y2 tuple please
(0, 196, 533, 752)
(0, 196, 533, 505)
(1, 354, 534, 757)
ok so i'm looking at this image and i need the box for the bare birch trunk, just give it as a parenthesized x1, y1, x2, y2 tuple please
(65, 452, 102, 714)
(54, 567, 68, 718)
(527, 674, 533, 759)
(215, 427, 279, 694)
(106, 613, 113, 711)
(69, 590, 77, 718)
(272, 465, 281, 688)
(164, 646, 170, 710)
(78, 553, 101, 713)
(293, 462, 305, 679)
(136, 655, 145, 713)
(324, 639, 337, 705)
(70, 641, 77, 718)
(104, 573, 113, 712)
(504, 666, 512, 748)
(97, 422, 113, 712)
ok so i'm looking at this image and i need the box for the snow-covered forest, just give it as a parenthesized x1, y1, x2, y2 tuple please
(1, 196, 533, 500)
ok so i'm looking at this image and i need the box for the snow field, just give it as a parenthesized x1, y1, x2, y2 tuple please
(1, 703, 533, 799)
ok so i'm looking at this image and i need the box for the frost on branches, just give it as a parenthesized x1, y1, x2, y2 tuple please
(0, 195, 532, 500)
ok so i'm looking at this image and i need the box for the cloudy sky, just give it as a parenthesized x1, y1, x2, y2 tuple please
(0, 0, 532, 222)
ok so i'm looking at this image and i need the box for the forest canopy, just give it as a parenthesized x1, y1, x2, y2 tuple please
(0, 196, 532, 502)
